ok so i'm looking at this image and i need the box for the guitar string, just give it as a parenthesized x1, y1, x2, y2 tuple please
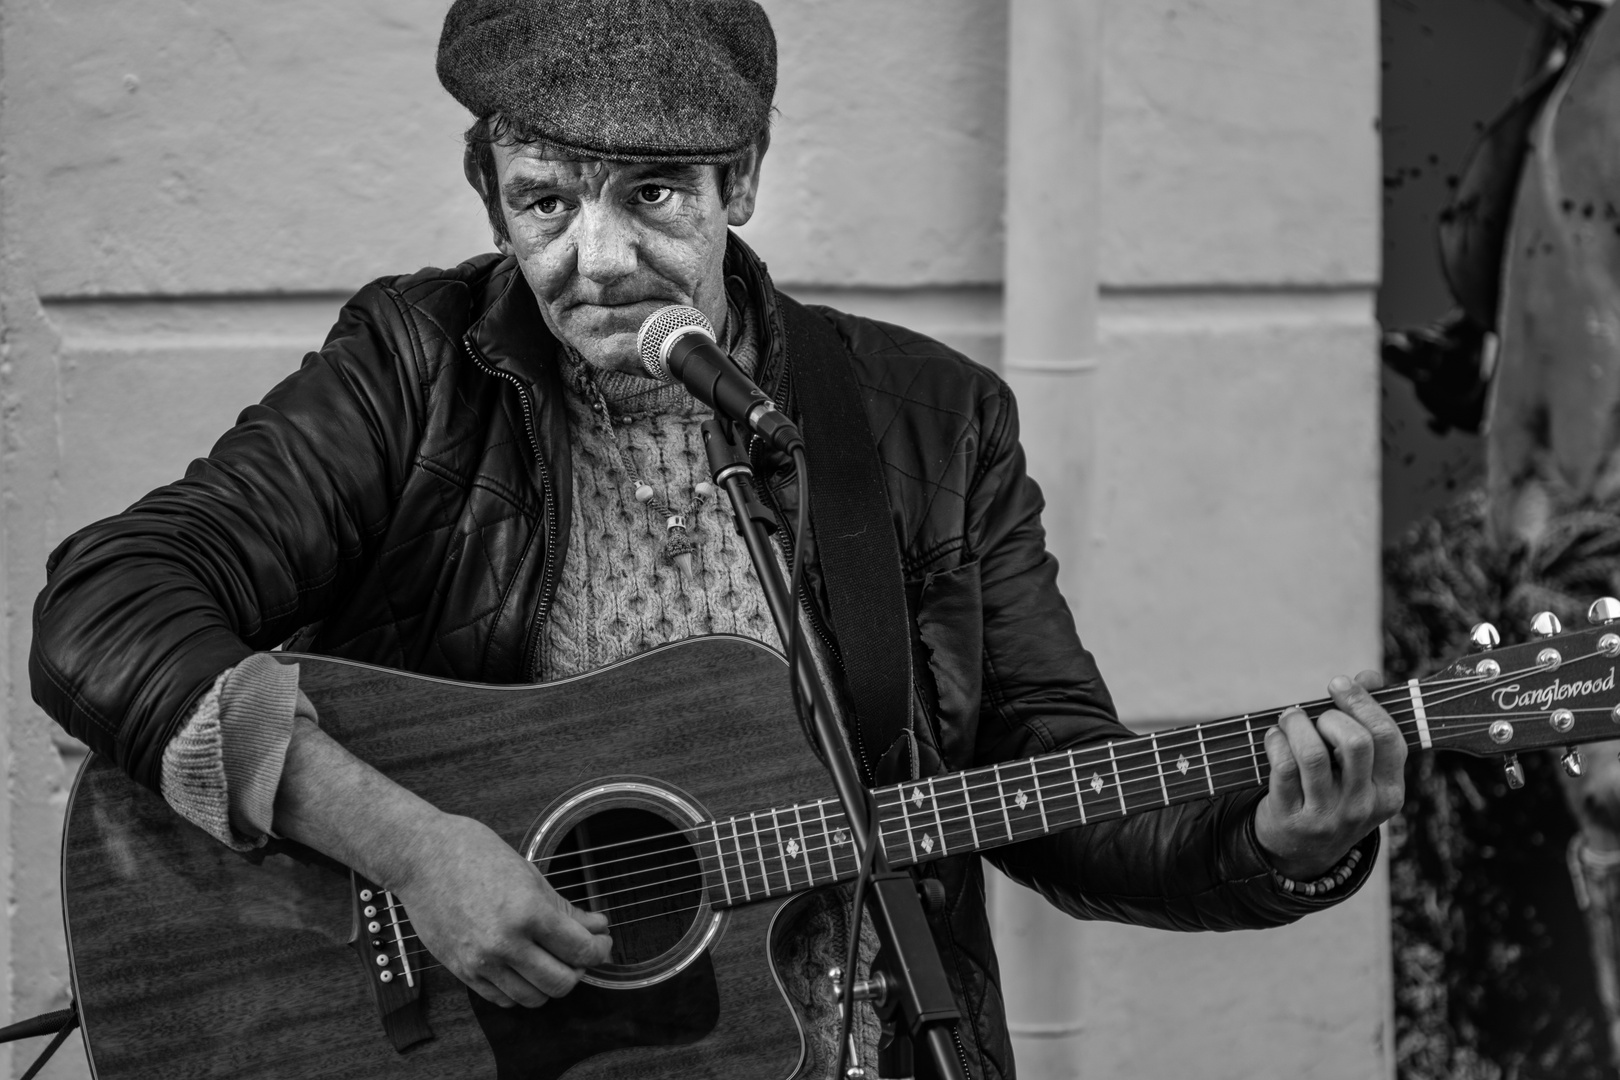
(375, 711, 1576, 943)
(369, 650, 1611, 965)
(473, 651, 1569, 876)
(384, 658, 1592, 900)
(381, 708, 1575, 980)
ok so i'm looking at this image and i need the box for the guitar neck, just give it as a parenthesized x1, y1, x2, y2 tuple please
(702, 687, 1432, 908)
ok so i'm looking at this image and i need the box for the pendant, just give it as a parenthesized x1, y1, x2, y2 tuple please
(664, 514, 694, 578)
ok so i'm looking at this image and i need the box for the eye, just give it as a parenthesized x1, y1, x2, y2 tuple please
(532, 195, 566, 217)
(634, 185, 673, 206)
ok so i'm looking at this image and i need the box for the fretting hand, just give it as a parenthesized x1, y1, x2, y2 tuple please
(1253, 671, 1407, 881)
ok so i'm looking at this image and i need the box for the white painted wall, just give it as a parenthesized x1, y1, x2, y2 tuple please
(0, 2, 1385, 1077)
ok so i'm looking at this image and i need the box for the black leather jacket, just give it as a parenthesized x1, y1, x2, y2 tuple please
(32, 236, 1373, 1079)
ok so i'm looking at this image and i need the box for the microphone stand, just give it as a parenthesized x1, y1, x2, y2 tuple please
(702, 418, 967, 1080)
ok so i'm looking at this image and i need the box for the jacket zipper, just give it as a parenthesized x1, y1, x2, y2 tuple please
(952, 1023, 974, 1079)
(462, 336, 561, 679)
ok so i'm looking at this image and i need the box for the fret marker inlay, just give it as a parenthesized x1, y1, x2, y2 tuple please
(921, 833, 935, 854)
(1091, 773, 1104, 794)
(1014, 789, 1029, 811)
(1176, 755, 1190, 775)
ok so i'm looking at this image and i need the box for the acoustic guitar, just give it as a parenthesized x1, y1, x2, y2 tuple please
(60, 607, 1620, 1078)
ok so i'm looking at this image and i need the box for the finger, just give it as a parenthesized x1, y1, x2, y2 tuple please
(487, 962, 553, 1010)
(530, 884, 614, 967)
(1278, 707, 1336, 809)
(507, 940, 588, 1000)
(1352, 669, 1385, 693)
(1329, 673, 1407, 787)
(1264, 720, 1304, 816)
(466, 975, 521, 1009)
(1314, 709, 1375, 811)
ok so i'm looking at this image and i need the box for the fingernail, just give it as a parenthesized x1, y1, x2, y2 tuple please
(1329, 675, 1352, 694)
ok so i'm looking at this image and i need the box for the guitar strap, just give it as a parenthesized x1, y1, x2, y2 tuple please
(775, 294, 913, 785)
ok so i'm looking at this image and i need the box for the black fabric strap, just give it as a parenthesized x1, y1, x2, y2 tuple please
(777, 295, 913, 783)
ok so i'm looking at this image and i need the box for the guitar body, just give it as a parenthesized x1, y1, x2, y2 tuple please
(63, 636, 830, 1080)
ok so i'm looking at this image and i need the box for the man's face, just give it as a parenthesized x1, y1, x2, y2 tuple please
(491, 140, 762, 375)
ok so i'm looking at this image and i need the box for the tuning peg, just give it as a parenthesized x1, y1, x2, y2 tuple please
(1591, 598, 1620, 625)
(1563, 748, 1584, 777)
(1469, 622, 1501, 651)
(1503, 754, 1526, 789)
(1530, 611, 1563, 638)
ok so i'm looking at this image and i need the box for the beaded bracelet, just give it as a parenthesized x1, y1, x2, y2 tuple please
(1272, 845, 1365, 898)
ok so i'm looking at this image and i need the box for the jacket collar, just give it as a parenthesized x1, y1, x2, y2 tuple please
(466, 255, 561, 388)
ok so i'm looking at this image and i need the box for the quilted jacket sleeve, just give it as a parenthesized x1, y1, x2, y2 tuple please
(30, 284, 425, 792)
(968, 380, 1377, 931)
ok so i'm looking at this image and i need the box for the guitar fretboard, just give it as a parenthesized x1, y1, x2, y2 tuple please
(699, 711, 1294, 907)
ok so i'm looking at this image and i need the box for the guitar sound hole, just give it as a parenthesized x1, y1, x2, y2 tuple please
(544, 808, 702, 967)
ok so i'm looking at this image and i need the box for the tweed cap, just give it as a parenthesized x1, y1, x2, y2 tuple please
(437, 0, 776, 163)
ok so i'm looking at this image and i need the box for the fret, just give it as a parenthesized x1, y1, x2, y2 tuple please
(730, 818, 751, 902)
(960, 772, 980, 847)
(1108, 742, 1128, 814)
(897, 785, 919, 863)
(1028, 758, 1049, 831)
(928, 777, 948, 856)
(1150, 733, 1170, 806)
(749, 812, 771, 896)
(1067, 748, 1087, 825)
(817, 800, 839, 881)
(1246, 715, 1265, 784)
(1201, 721, 1258, 796)
(710, 821, 734, 905)
(1156, 726, 1213, 806)
(1195, 724, 1216, 796)
(771, 809, 791, 891)
(790, 804, 814, 886)
(1074, 747, 1115, 820)
(993, 763, 1014, 840)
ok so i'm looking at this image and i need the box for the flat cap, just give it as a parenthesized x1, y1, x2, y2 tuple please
(438, 0, 776, 162)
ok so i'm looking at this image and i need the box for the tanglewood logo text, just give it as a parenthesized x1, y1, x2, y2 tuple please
(1490, 668, 1617, 711)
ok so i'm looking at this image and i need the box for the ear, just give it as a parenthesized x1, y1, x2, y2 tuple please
(724, 138, 768, 227)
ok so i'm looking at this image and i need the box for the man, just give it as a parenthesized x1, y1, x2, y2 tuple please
(30, 2, 1404, 1076)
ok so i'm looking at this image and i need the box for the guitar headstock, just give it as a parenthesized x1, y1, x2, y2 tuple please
(1416, 597, 1620, 785)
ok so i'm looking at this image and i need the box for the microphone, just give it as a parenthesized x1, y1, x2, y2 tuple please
(637, 305, 803, 453)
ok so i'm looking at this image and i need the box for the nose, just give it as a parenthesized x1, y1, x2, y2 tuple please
(573, 202, 638, 285)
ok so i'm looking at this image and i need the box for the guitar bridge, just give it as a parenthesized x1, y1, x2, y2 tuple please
(349, 871, 433, 1052)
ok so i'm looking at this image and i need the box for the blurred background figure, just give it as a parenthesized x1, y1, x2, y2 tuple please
(1383, 1, 1620, 1076)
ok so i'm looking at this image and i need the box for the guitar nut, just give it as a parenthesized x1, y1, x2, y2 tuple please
(1551, 709, 1575, 733)
(1489, 719, 1514, 744)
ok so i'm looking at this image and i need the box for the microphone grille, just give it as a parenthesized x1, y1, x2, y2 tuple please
(637, 305, 715, 380)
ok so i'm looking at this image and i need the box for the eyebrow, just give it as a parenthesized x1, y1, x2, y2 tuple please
(501, 174, 559, 206)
